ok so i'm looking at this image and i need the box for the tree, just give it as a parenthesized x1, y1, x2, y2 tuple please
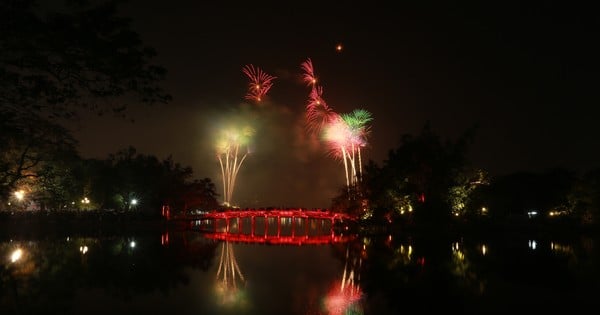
(1, 0, 170, 205)
(178, 178, 220, 213)
(568, 169, 600, 225)
(0, 109, 80, 206)
(357, 123, 477, 224)
(1, 0, 170, 120)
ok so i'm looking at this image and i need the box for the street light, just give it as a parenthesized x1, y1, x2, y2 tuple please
(10, 249, 23, 263)
(14, 190, 24, 201)
(81, 197, 91, 210)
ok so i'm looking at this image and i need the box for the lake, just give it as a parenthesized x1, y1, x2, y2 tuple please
(1, 220, 598, 314)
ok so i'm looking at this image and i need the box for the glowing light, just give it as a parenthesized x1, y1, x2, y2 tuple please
(130, 241, 136, 248)
(79, 245, 88, 254)
(398, 244, 413, 263)
(131, 199, 138, 205)
(14, 190, 24, 201)
(452, 243, 465, 261)
(81, 197, 90, 204)
(336, 43, 343, 52)
(10, 248, 23, 263)
(481, 244, 487, 256)
(528, 240, 537, 250)
(550, 242, 573, 254)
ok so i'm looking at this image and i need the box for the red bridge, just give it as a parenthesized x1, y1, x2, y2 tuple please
(202, 209, 356, 222)
(189, 209, 358, 245)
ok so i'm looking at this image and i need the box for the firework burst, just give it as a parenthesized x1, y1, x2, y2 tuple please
(242, 64, 276, 103)
(300, 58, 374, 189)
(300, 58, 317, 86)
(216, 125, 255, 206)
(341, 109, 373, 182)
(301, 59, 337, 134)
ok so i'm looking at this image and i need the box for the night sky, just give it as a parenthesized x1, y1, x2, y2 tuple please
(65, 1, 598, 208)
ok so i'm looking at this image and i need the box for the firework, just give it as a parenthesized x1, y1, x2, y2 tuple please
(341, 109, 373, 182)
(301, 59, 337, 134)
(305, 86, 337, 134)
(216, 126, 255, 206)
(300, 58, 317, 86)
(323, 116, 354, 187)
(242, 64, 276, 103)
(301, 58, 373, 189)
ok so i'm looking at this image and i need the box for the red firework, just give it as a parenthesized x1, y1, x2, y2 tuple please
(301, 58, 335, 133)
(306, 86, 336, 134)
(242, 64, 276, 103)
(300, 58, 317, 86)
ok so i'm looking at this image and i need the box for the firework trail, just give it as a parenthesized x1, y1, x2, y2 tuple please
(323, 115, 354, 188)
(214, 64, 272, 207)
(216, 126, 255, 206)
(341, 109, 373, 182)
(242, 64, 277, 103)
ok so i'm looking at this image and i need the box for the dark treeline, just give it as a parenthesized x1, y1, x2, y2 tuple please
(1, 143, 220, 216)
(332, 123, 600, 231)
(1, 1, 219, 217)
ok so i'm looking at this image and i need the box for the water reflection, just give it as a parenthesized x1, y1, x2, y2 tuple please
(0, 233, 218, 314)
(324, 239, 365, 315)
(215, 241, 248, 309)
(0, 230, 598, 314)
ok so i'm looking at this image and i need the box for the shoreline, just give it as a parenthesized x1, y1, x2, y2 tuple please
(1, 211, 598, 239)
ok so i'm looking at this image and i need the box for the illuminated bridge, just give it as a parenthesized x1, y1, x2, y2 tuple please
(190, 209, 357, 245)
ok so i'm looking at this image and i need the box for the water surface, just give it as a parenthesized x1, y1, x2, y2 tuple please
(1, 227, 598, 314)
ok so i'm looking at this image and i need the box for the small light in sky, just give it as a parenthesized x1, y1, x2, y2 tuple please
(335, 43, 343, 52)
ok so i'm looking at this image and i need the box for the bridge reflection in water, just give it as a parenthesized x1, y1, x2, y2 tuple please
(191, 209, 356, 245)
(196, 209, 361, 313)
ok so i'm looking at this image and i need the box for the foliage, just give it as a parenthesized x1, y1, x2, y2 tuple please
(446, 168, 489, 217)
(1, 0, 171, 208)
(357, 123, 477, 224)
(0, 0, 171, 120)
(0, 109, 80, 204)
(480, 168, 576, 219)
